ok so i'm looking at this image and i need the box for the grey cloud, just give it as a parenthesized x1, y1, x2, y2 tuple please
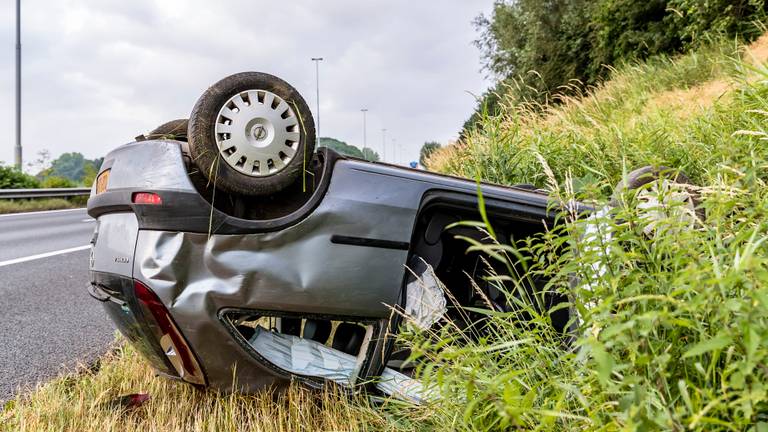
(0, 0, 491, 166)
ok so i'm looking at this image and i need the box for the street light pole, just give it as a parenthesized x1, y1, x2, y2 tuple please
(381, 128, 387, 162)
(310, 57, 323, 139)
(14, 0, 22, 170)
(361, 109, 368, 153)
(392, 138, 397, 164)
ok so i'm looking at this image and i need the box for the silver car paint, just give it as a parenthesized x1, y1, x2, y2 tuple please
(96, 141, 196, 193)
(93, 139, 552, 391)
(90, 212, 139, 276)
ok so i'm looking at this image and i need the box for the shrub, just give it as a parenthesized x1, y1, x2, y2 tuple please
(41, 176, 76, 189)
(0, 165, 41, 189)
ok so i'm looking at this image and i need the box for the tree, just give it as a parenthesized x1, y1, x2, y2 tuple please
(474, 0, 594, 98)
(44, 152, 103, 184)
(464, 0, 767, 136)
(318, 137, 365, 158)
(318, 137, 379, 162)
(419, 142, 442, 167)
(361, 147, 380, 162)
(82, 163, 98, 188)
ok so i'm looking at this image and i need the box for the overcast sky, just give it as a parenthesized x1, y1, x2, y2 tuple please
(1, 0, 492, 168)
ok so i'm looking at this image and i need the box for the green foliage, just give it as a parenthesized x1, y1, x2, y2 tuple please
(318, 137, 379, 162)
(47, 152, 103, 184)
(590, 0, 683, 77)
(474, 0, 594, 95)
(439, 41, 741, 192)
(419, 141, 442, 167)
(670, 0, 768, 43)
(360, 147, 381, 162)
(465, 0, 767, 134)
(591, 0, 767, 75)
(409, 38, 768, 430)
(82, 163, 98, 188)
(41, 176, 76, 188)
(0, 165, 41, 189)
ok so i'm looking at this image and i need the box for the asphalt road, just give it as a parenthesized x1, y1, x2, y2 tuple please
(0, 208, 114, 402)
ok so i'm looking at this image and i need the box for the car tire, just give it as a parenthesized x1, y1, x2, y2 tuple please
(188, 72, 316, 196)
(612, 165, 704, 219)
(147, 119, 189, 141)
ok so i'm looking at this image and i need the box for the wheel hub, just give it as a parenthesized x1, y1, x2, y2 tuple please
(251, 124, 268, 142)
(214, 89, 301, 177)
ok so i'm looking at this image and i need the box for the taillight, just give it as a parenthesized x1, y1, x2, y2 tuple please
(133, 280, 205, 385)
(132, 192, 163, 205)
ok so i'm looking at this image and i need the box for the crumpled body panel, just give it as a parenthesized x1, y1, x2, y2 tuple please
(131, 164, 424, 390)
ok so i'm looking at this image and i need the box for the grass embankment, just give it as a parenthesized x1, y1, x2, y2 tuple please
(414, 35, 768, 430)
(0, 198, 81, 214)
(4, 36, 768, 431)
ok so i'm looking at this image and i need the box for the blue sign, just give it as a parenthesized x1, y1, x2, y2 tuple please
(409, 161, 418, 169)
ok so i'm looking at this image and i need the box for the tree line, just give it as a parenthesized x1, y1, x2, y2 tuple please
(463, 0, 768, 135)
(0, 151, 103, 189)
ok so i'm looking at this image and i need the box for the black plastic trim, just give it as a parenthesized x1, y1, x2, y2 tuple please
(330, 235, 410, 250)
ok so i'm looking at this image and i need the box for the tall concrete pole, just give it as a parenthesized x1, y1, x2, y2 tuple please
(14, 0, 22, 170)
(311, 57, 323, 140)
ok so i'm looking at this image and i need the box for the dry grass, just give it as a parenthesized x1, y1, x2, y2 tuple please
(0, 198, 79, 214)
(642, 79, 732, 119)
(746, 32, 768, 65)
(1, 342, 401, 432)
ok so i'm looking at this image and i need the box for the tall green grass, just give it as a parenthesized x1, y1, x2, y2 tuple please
(431, 39, 767, 198)
(408, 38, 768, 430)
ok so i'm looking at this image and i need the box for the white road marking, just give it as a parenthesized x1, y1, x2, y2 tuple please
(0, 245, 91, 268)
(82, 218, 95, 222)
(0, 208, 87, 218)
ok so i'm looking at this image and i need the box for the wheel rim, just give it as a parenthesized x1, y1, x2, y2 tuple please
(214, 89, 301, 177)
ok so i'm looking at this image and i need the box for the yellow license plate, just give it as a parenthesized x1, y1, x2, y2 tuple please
(96, 169, 110, 194)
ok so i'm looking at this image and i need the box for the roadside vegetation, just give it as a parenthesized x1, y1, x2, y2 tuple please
(319, 137, 381, 161)
(0, 152, 95, 214)
(463, 0, 766, 134)
(0, 199, 80, 215)
(5, 34, 768, 431)
(410, 34, 768, 430)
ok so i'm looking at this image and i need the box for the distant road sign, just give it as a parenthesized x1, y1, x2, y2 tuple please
(409, 161, 418, 169)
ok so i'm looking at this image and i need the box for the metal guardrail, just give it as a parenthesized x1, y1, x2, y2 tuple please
(0, 188, 91, 199)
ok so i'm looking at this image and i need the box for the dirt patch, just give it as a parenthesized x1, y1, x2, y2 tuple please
(646, 79, 732, 118)
(746, 33, 768, 65)
(643, 31, 768, 118)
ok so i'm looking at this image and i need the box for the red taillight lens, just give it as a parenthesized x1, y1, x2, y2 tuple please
(133, 280, 205, 385)
(132, 192, 162, 205)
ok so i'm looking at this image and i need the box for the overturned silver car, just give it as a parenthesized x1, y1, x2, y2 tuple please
(86, 72, 577, 399)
